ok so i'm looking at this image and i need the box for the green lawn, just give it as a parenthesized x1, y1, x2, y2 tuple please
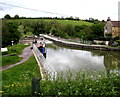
(2, 56, 41, 96)
(2, 43, 29, 56)
(2, 55, 22, 67)
(2, 43, 29, 67)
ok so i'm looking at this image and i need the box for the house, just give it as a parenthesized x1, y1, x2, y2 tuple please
(104, 17, 120, 38)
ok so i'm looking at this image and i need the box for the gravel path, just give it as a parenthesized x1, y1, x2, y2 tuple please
(0, 45, 33, 71)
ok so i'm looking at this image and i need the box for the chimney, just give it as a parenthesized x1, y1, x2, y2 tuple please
(107, 17, 111, 21)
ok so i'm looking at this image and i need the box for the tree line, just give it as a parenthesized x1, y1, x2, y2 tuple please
(4, 14, 104, 23)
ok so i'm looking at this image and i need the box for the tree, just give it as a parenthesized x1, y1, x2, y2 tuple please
(2, 21, 21, 47)
(18, 25, 25, 35)
(50, 28, 57, 35)
(64, 24, 75, 36)
(4, 14, 11, 19)
(90, 23, 105, 39)
(24, 26, 33, 34)
(44, 23, 51, 34)
(14, 14, 19, 19)
(31, 21, 46, 35)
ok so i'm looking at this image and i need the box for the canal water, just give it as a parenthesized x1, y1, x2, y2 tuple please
(45, 42, 120, 75)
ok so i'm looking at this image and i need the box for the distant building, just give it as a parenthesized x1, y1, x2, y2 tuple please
(104, 17, 120, 38)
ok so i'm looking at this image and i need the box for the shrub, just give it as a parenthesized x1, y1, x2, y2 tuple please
(116, 40, 120, 45)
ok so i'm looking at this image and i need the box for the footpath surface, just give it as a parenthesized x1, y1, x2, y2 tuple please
(0, 45, 33, 71)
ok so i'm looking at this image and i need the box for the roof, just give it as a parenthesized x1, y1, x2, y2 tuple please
(111, 21, 120, 27)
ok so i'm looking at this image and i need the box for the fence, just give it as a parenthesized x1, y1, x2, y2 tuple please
(32, 44, 57, 80)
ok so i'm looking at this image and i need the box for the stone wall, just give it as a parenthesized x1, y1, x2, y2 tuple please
(112, 27, 120, 38)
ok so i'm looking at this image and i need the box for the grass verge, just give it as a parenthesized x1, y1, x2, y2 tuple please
(2, 56, 22, 67)
(2, 43, 29, 67)
(2, 43, 29, 56)
(2, 55, 41, 96)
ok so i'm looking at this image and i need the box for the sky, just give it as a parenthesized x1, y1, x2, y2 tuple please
(0, 0, 120, 20)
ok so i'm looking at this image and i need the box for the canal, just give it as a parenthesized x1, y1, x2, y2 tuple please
(45, 42, 120, 75)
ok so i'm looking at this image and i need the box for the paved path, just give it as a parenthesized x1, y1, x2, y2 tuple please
(0, 45, 33, 71)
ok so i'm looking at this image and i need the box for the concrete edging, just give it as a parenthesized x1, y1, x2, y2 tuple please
(32, 49, 46, 80)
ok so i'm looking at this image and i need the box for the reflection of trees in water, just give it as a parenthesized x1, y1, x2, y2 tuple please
(91, 50, 120, 74)
(51, 43, 120, 74)
(63, 45, 120, 72)
(46, 43, 61, 50)
(104, 54, 120, 74)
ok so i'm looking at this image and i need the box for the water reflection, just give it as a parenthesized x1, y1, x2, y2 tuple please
(90, 50, 120, 74)
(46, 45, 108, 75)
(46, 43, 120, 75)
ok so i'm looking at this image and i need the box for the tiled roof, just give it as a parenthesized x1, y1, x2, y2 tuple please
(111, 21, 120, 27)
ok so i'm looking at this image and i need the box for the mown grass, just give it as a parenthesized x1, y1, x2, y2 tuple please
(2, 43, 29, 55)
(2, 56, 41, 96)
(2, 56, 22, 67)
(10, 19, 93, 27)
(2, 43, 29, 67)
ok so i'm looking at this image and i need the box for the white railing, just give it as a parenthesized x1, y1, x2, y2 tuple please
(33, 44, 57, 80)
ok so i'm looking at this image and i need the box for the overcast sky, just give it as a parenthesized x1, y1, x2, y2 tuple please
(0, 0, 120, 20)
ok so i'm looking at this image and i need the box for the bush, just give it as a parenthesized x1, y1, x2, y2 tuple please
(116, 40, 120, 46)
(40, 71, 120, 96)
(105, 33, 112, 38)
(2, 68, 120, 96)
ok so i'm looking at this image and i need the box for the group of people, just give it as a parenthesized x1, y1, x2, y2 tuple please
(37, 42, 46, 58)
(32, 39, 46, 58)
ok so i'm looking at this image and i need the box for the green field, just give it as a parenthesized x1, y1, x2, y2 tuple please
(44, 19, 93, 26)
(9, 19, 93, 26)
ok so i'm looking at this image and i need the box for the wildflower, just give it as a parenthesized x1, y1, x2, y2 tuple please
(5, 85, 9, 88)
(58, 92, 62, 95)
(89, 88, 92, 91)
(98, 75, 101, 78)
(91, 75, 93, 78)
(0, 91, 4, 93)
(12, 84, 14, 87)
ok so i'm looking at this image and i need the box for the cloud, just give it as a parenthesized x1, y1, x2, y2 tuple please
(0, 0, 119, 20)
(0, 6, 3, 10)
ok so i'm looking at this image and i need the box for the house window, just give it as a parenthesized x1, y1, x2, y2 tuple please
(105, 29, 107, 32)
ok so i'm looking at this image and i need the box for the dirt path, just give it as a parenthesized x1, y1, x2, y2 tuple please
(0, 45, 33, 71)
